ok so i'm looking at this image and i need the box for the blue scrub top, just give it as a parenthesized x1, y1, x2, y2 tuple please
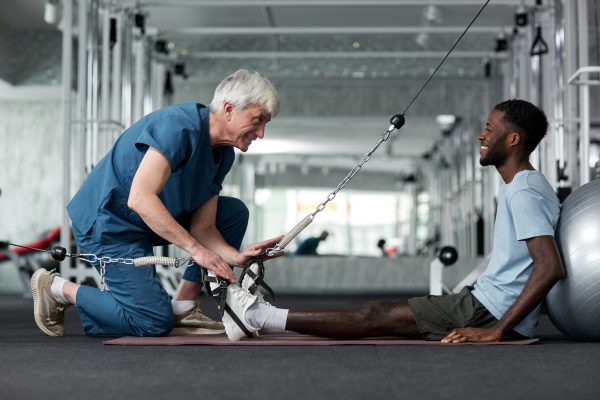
(67, 103, 235, 245)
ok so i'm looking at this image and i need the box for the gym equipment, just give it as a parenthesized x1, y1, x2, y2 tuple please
(546, 179, 600, 341)
(429, 246, 492, 296)
(429, 246, 459, 295)
(0, 227, 62, 296)
(0, 238, 193, 292)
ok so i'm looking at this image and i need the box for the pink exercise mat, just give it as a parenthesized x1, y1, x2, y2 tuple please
(104, 333, 539, 346)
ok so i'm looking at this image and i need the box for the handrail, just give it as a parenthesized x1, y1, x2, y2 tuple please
(568, 66, 600, 86)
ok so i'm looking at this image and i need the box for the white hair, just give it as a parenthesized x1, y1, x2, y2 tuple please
(209, 69, 280, 117)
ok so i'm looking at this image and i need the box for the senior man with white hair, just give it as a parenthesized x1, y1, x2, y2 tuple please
(31, 69, 283, 337)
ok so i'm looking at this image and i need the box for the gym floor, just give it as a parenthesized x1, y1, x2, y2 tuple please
(1, 292, 599, 400)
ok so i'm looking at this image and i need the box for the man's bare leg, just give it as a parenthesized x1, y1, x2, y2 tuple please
(282, 300, 420, 339)
(173, 280, 203, 301)
(225, 286, 421, 341)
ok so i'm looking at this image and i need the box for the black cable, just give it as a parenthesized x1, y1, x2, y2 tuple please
(0, 241, 45, 253)
(0, 241, 51, 255)
(401, 0, 491, 116)
(0, 241, 69, 261)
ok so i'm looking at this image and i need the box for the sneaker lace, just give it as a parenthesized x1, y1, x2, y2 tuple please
(188, 300, 211, 322)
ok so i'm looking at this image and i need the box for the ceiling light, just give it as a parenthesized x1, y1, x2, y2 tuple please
(436, 114, 458, 135)
(424, 5, 442, 24)
(44, 0, 61, 25)
(254, 189, 272, 206)
(415, 32, 430, 49)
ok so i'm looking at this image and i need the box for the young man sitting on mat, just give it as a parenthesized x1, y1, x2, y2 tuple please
(225, 99, 565, 343)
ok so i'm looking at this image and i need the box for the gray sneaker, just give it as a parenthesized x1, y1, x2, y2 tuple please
(30, 268, 70, 337)
(171, 299, 225, 335)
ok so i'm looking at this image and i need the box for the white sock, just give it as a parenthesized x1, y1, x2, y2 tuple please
(245, 302, 288, 332)
(50, 276, 70, 305)
(172, 300, 195, 316)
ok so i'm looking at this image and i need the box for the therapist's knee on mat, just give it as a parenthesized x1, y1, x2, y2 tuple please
(127, 316, 174, 337)
(125, 304, 175, 337)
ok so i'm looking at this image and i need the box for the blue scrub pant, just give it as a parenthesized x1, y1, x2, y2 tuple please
(73, 197, 249, 337)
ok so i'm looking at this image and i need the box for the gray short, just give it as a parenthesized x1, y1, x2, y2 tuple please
(408, 287, 500, 340)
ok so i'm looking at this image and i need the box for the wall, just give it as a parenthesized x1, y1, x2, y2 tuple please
(261, 255, 484, 294)
(0, 100, 62, 243)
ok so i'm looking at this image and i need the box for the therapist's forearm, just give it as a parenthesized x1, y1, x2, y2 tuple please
(128, 193, 202, 255)
(190, 224, 242, 266)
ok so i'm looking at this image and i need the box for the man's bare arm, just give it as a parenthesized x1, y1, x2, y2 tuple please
(442, 235, 564, 343)
(493, 235, 565, 334)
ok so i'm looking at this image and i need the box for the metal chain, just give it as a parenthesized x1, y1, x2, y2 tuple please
(77, 254, 135, 265)
(77, 254, 147, 292)
(99, 259, 106, 291)
(308, 127, 393, 219)
(77, 254, 127, 292)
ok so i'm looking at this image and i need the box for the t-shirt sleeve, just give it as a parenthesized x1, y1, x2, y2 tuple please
(135, 115, 195, 171)
(510, 188, 556, 240)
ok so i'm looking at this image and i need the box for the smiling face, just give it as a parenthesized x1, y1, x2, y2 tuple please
(479, 108, 511, 167)
(224, 103, 271, 152)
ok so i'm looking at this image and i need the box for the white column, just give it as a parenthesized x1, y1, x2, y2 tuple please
(242, 161, 257, 248)
(577, 0, 590, 185)
(100, 4, 111, 155)
(76, 0, 88, 187)
(60, 0, 73, 257)
(133, 39, 145, 122)
(111, 13, 123, 145)
(563, 0, 579, 187)
(121, 14, 133, 127)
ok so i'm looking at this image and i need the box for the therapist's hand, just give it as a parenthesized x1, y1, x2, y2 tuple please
(233, 235, 285, 266)
(191, 247, 237, 283)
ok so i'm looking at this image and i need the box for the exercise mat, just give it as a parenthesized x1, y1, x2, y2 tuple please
(104, 333, 539, 346)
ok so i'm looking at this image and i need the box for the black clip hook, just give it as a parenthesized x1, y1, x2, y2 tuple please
(556, 160, 568, 182)
(389, 114, 406, 130)
(530, 26, 548, 56)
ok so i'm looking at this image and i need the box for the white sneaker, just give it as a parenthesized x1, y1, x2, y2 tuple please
(223, 284, 260, 341)
(206, 269, 223, 293)
(241, 261, 268, 304)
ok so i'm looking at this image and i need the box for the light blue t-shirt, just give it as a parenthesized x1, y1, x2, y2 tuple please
(472, 170, 560, 337)
(67, 103, 235, 245)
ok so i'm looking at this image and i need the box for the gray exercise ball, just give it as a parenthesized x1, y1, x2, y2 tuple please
(546, 179, 600, 341)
